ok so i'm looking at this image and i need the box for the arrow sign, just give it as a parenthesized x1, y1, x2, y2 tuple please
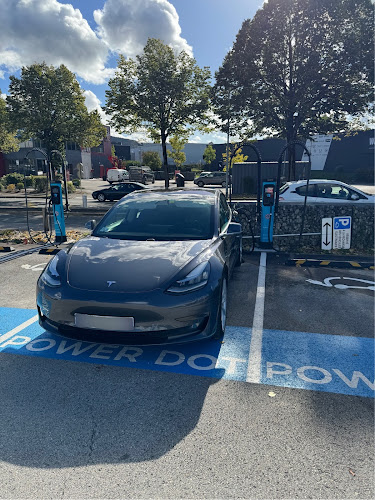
(321, 218, 332, 250)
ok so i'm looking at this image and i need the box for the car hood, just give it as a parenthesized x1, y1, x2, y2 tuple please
(66, 236, 212, 293)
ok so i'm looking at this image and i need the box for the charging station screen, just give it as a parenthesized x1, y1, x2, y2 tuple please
(263, 185, 274, 206)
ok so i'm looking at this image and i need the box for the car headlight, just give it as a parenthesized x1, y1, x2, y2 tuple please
(40, 255, 61, 287)
(167, 262, 210, 294)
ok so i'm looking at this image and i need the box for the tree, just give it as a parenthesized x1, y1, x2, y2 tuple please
(222, 145, 248, 172)
(213, 0, 374, 179)
(7, 63, 106, 168)
(142, 150, 162, 170)
(105, 38, 211, 187)
(203, 143, 216, 166)
(0, 92, 18, 153)
(167, 135, 188, 169)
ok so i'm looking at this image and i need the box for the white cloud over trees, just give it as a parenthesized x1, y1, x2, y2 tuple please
(0, 0, 192, 84)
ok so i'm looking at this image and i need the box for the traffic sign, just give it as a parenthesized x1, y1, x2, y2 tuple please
(321, 218, 332, 250)
(333, 216, 351, 249)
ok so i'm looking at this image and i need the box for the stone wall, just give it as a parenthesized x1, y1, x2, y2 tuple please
(231, 201, 374, 254)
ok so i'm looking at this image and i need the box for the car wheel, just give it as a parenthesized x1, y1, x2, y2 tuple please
(221, 181, 227, 188)
(197, 181, 204, 187)
(235, 239, 242, 267)
(212, 276, 227, 339)
(97, 193, 106, 202)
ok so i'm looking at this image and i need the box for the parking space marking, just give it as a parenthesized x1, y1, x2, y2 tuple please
(1, 307, 372, 397)
(247, 251, 266, 383)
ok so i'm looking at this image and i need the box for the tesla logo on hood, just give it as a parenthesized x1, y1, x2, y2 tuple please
(107, 281, 117, 287)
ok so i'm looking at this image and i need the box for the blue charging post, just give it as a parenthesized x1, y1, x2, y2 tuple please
(260, 181, 276, 248)
(50, 182, 67, 243)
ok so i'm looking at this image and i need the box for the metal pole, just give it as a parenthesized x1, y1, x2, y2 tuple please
(225, 115, 230, 199)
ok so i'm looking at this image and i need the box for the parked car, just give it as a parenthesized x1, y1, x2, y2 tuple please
(128, 165, 155, 184)
(92, 182, 148, 202)
(106, 168, 129, 184)
(279, 180, 374, 203)
(37, 188, 242, 345)
(194, 171, 231, 188)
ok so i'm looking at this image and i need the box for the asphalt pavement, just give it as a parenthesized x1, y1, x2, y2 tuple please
(0, 248, 373, 499)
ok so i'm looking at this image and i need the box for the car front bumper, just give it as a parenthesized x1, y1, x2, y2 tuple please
(36, 280, 221, 345)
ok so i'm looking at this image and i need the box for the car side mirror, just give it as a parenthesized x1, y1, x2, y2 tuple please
(350, 193, 359, 201)
(226, 222, 242, 234)
(85, 220, 97, 230)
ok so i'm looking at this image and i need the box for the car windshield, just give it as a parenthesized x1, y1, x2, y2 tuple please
(93, 193, 215, 240)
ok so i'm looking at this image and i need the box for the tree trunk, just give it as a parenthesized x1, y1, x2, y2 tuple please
(161, 131, 169, 189)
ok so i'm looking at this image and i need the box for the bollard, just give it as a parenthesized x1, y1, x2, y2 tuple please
(82, 195, 87, 208)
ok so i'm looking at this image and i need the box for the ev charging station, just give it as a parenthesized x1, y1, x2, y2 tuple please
(231, 140, 312, 251)
(50, 181, 67, 243)
(24, 148, 69, 245)
(260, 181, 276, 248)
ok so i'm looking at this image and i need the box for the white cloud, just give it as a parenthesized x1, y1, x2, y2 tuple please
(94, 0, 193, 58)
(0, 0, 114, 84)
(83, 90, 108, 124)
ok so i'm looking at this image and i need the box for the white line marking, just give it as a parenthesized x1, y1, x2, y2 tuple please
(0, 315, 39, 346)
(246, 252, 267, 383)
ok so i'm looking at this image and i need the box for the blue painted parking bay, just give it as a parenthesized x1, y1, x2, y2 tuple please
(0, 307, 373, 398)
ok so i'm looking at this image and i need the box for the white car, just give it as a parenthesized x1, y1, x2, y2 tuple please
(107, 168, 130, 184)
(278, 179, 374, 204)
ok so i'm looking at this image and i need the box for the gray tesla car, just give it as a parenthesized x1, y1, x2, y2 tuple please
(37, 188, 242, 344)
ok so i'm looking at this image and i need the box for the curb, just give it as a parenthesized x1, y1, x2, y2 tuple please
(286, 258, 374, 270)
(38, 248, 61, 255)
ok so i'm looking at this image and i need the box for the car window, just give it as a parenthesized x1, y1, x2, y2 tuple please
(295, 184, 317, 197)
(315, 183, 348, 199)
(279, 184, 289, 194)
(219, 194, 230, 232)
(93, 194, 215, 240)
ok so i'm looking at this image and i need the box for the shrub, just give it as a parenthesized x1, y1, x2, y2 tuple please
(34, 176, 48, 193)
(2, 173, 24, 186)
(7, 184, 16, 192)
(72, 178, 81, 187)
(62, 181, 76, 194)
(24, 176, 35, 188)
(16, 182, 24, 191)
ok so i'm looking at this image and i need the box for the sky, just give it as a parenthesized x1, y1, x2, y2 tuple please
(0, 0, 264, 144)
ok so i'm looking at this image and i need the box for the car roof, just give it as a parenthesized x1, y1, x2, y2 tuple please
(118, 187, 219, 202)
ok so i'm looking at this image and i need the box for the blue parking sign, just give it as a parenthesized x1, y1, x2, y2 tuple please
(334, 217, 351, 230)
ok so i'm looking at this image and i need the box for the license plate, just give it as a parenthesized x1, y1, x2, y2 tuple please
(74, 314, 135, 332)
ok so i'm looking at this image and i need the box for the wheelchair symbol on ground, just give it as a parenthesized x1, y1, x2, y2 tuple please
(306, 276, 375, 291)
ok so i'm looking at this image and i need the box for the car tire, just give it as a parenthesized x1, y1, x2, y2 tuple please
(197, 181, 204, 187)
(97, 193, 106, 202)
(221, 181, 227, 188)
(235, 239, 242, 267)
(212, 275, 227, 340)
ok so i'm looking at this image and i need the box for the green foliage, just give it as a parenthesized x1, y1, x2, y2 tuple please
(142, 151, 162, 170)
(7, 63, 107, 154)
(222, 145, 248, 171)
(34, 176, 48, 193)
(16, 182, 24, 191)
(1, 173, 24, 186)
(72, 178, 81, 187)
(213, 0, 374, 143)
(64, 181, 75, 194)
(0, 91, 19, 153)
(105, 38, 211, 186)
(167, 135, 188, 168)
(123, 160, 141, 167)
(203, 143, 216, 165)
